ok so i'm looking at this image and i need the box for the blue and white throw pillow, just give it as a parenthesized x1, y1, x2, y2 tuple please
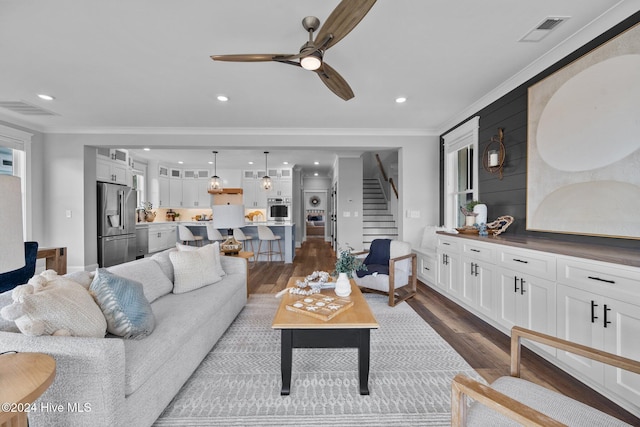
(90, 268, 155, 339)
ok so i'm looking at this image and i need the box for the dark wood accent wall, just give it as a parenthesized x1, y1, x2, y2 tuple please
(440, 12, 640, 251)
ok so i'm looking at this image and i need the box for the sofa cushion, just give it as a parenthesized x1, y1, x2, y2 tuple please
(90, 268, 155, 339)
(122, 272, 246, 395)
(150, 248, 177, 283)
(176, 241, 225, 276)
(107, 258, 173, 303)
(170, 244, 222, 294)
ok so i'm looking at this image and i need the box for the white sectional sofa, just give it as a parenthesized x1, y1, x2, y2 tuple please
(0, 248, 247, 427)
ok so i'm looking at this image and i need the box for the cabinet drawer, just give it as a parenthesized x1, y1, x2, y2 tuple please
(558, 257, 640, 303)
(498, 247, 556, 281)
(437, 235, 460, 253)
(463, 241, 495, 263)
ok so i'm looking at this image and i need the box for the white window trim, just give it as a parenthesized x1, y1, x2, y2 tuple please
(0, 124, 33, 239)
(442, 116, 479, 228)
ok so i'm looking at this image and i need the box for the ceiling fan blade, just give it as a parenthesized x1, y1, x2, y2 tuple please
(211, 54, 294, 62)
(315, 63, 354, 101)
(314, 0, 376, 50)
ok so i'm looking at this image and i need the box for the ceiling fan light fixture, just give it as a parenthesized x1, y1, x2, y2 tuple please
(300, 51, 322, 70)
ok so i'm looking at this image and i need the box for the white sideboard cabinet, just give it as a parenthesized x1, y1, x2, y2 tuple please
(427, 232, 640, 417)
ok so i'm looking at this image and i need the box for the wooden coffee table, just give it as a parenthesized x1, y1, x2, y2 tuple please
(272, 276, 379, 395)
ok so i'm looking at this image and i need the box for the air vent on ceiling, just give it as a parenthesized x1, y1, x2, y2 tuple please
(519, 16, 569, 42)
(0, 100, 57, 116)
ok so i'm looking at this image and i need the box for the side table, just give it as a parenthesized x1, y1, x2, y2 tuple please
(0, 352, 56, 427)
(222, 251, 254, 296)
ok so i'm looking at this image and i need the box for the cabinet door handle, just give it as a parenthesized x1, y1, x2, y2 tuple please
(470, 248, 480, 253)
(423, 266, 430, 271)
(513, 258, 529, 264)
(470, 263, 475, 276)
(603, 305, 612, 328)
(590, 300, 598, 323)
(474, 263, 479, 276)
(587, 276, 615, 284)
(514, 276, 519, 293)
(443, 242, 450, 246)
(520, 278, 526, 295)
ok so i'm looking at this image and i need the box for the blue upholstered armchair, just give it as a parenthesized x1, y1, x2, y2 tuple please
(0, 241, 38, 293)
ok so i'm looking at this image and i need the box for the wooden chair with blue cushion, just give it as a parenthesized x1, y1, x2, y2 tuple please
(353, 238, 417, 306)
(0, 241, 39, 293)
(451, 326, 640, 426)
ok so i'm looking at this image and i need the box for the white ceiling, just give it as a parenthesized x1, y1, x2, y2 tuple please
(0, 0, 637, 171)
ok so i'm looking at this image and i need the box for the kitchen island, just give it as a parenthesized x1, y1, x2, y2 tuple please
(182, 221, 296, 264)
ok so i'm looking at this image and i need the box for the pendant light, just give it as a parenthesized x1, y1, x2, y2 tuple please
(261, 151, 272, 190)
(208, 151, 223, 193)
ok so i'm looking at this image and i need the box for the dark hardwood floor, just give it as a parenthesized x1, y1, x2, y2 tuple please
(247, 239, 640, 425)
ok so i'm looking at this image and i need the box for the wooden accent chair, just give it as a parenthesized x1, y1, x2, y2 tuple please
(451, 326, 640, 426)
(353, 239, 417, 306)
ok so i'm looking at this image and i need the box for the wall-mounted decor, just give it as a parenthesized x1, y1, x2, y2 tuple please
(527, 22, 640, 239)
(482, 128, 506, 179)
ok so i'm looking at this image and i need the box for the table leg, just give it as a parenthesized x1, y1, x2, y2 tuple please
(281, 329, 293, 395)
(358, 329, 371, 395)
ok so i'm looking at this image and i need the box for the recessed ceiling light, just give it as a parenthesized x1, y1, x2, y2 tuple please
(248, 161, 254, 165)
(314, 161, 319, 165)
(208, 161, 213, 164)
(217, 95, 229, 102)
(143, 147, 151, 151)
(37, 94, 55, 101)
(178, 161, 184, 164)
(283, 161, 289, 165)
(314, 172, 318, 176)
(395, 97, 407, 103)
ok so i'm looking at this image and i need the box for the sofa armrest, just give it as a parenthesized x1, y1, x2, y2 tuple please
(0, 331, 125, 426)
(220, 255, 247, 278)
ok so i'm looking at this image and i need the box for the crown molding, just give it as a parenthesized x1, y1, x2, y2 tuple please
(41, 126, 437, 137)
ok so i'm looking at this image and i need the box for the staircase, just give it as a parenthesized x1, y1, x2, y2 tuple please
(362, 178, 398, 249)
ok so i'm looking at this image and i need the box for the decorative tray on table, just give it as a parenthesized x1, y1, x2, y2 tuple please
(455, 226, 479, 235)
(286, 294, 353, 321)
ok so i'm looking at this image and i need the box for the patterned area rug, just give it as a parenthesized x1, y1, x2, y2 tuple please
(154, 293, 482, 426)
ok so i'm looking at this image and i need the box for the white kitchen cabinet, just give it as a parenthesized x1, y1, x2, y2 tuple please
(497, 267, 556, 357)
(556, 257, 640, 410)
(182, 178, 211, 208)
(462, 256, 497, 320)
(147, 225, 177, 253)
(169, 178, 183, 207)
(97, 157, 130, 185)
(158, 176, 170, 208)
(97, 148, 129, 166)
(413, 248, 436, 286)
(242, 179, 268, 209)
(436, 235, 461, 298)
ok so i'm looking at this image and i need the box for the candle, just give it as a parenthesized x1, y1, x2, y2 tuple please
(488, 150, 499, 167)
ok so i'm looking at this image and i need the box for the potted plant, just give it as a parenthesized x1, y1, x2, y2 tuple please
(333, 248, 367, 297)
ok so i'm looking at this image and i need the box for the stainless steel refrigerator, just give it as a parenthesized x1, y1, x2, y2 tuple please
(97, 182, 137, 267)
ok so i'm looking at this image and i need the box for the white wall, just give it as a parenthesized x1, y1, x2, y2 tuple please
(35, 132, 438, 269)
(336, 156, 363, 251)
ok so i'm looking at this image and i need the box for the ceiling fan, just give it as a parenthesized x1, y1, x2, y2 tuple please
(210, 0, 376, 101)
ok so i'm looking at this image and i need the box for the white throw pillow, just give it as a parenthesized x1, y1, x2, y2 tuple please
(170, 244, 222, 294)
(176, 241, 226, 276)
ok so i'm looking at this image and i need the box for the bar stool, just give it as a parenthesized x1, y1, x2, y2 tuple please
(257, 225, 283, 262)
(233, 228, 254, 256)
(206, 224, 225, 244)
(178, 225, 204, 246)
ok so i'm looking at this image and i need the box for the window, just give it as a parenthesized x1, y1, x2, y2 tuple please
(443, 116, 479, 228)
(0, 125, 33, 239)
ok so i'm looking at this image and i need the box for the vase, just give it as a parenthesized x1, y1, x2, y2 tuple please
(334, 272, 352, 297)
(473, 203, 487, 225)
(465, 215, 476, 226)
